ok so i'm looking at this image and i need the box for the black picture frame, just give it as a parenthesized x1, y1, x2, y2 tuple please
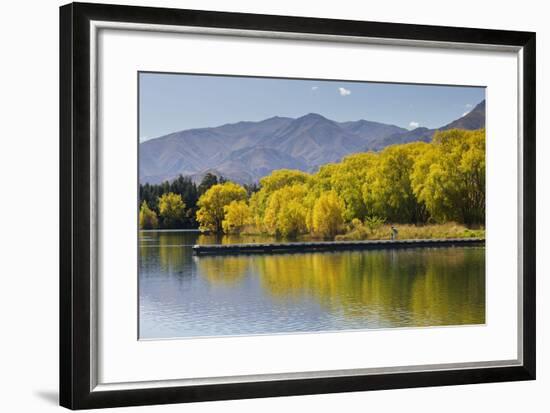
(60, 2, 536, 410)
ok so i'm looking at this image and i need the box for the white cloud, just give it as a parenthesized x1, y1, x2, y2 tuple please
(465, 103, 473, 108)
(338, 87, 351, 96)
(311, 86, 319, 91)
(408, 121, 420, 129)
(462, 111, 469, 117)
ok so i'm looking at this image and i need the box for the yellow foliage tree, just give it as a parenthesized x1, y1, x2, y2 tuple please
(362, 142, 429, 223)
(263, 184, 309, 238)
(411, 129, 485, 224)
(139, 201, 158, 229)
(196, 182, 248, 232)
(259, 169, 310, 193)
(189, 128, 485, 236)
(158, 192, 185, 228)
(312, 191, 345, 238)
(250, 169, 311, 228)
(317, 152, 378, 221)
(222, 200, 253, 234)
(277, 200, 309, 238)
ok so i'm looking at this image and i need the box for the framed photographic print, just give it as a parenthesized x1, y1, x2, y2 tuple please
(60, 2, 536, 409)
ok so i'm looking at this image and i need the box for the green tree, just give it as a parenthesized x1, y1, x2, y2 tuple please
(222, 200, 253, 234)
(364, 215, 386, 233)
(140, 175, 199, 227)
(139, 201, 158, 229)
(158, 192, 186, 228)
(196, 182, 248, 232)
(198, 173, 220, 195)
(312, 191, 345, 238)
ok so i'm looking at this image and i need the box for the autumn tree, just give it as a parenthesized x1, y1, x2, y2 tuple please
(152, 127, 486, 235)
(312, 191, 345, 238)
(263, 184, 309, 238)
(196, 182, 248, 232)
(222, 200, 253, 234)
(260, 169, 310, 193)
(362, 142, 429, 223)
(411, 129, 485, 224)
(250, 169, 311, 229)
(316, 152, 377, 221)
(139, 201, 158, 229)
(158, 192, 186, 228)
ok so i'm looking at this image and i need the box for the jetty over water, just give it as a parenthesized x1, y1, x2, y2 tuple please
(192, 238, 485, 256)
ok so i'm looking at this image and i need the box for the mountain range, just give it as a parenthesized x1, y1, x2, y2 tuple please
(140, 100, 485, 184)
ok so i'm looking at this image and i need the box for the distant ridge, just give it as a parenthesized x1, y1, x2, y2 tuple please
(369, 100, 486, 150)
(140, 100, 485, 184)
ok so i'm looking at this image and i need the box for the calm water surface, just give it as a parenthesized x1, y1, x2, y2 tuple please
(139, 231, 485, 339)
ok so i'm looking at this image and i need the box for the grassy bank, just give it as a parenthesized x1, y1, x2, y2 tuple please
(335, 222, 485, 241)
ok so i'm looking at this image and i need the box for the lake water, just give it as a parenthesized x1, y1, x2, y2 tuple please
(139, 231, 485, 339)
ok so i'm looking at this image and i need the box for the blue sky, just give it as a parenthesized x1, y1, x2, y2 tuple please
(139, 72, 485, 142)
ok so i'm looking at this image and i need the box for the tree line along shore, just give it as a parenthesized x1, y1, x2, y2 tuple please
(139, 128, 485, 241)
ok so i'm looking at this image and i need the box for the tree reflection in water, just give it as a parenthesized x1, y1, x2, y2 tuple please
(139, 231, 485, 337)
(198, 247, 485, 327)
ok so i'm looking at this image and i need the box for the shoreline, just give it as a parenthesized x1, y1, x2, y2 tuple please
(140, 229, 206, 233)
(192, 237, 485, 256)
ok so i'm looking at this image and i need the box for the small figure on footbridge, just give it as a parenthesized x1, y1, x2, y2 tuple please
(390, 225, 399, 240)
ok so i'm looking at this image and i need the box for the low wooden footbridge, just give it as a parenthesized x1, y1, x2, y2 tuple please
(192, 237, 485, 256)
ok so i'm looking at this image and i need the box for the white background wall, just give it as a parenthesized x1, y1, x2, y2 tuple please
(0, 0, 546, 411)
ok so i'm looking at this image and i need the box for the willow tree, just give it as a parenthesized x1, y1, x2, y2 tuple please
(320, 152, 377, 222)
(362, 142, 429, 223)
(312, 191, 345, 238)
(411, 129, 485, 224)
(196, 182, 248, 232)
(222, 200, 253, 234)
(139, 201, 158, 229)
(250, 169, 310, 229)
(262, 184, 309, 238)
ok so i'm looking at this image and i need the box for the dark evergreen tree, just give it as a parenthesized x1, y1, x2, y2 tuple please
(244, 182, 260, 196)
(198, 173, 219, 195)
(139, 175, 200, 228)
